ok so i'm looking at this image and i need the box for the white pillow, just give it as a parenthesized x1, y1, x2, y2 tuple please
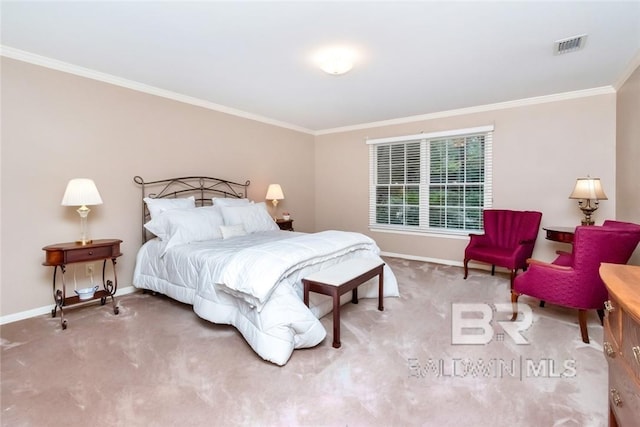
(144, 196, 195, 219)
(144, 205, 224, 254)
(212, 197, 252, 207)
(220, 224, 247, 239)
(220, 202, 279, 233)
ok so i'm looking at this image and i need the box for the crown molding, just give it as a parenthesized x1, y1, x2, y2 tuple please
(0, 45, 315, 135)
(316, 86, 616, 135)
(614, 50, 640, 90)
(1, 45, 622, 137)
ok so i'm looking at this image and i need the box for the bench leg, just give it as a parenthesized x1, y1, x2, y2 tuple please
(303, 282, 310, 307)
(378, 268, 384, 311)
(332, 292, 341, 348)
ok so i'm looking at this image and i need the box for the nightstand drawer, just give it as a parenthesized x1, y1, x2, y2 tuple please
(65, 245, 114, 263)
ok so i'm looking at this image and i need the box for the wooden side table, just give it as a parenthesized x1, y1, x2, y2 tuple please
(42, 239, 122, 329)
(276, 218, 294, 231)
(543, 226, 575, 244)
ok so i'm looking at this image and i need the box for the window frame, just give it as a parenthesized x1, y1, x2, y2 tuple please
(367, 125, 493, 236)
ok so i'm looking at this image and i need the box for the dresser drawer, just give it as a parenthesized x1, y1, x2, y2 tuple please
(603, 325, 620, 360)
(608, 358, 640, 426)
(65, 245, 114, 263)
(605, 296, 622, 348)
(621, 310, 640, 380)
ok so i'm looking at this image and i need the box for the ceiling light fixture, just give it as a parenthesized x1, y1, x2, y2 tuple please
(315, 47, 356, 76)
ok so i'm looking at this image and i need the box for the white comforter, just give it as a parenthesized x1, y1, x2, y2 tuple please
(216, 230, 384, 309)
(133, 230, 399, 365)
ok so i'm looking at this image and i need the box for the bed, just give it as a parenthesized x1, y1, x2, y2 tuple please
(132, 176, 399, 365)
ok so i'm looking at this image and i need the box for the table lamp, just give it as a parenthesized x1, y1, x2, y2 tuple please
(61, 178, 103, 245)
(569, 177, 607, 225)
(266, 184, 284, 218)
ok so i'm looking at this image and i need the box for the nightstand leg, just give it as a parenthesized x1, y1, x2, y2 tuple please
(103, 259, 119, 315)
(51, 266, 59, 318)
(52, 265, 67, 329)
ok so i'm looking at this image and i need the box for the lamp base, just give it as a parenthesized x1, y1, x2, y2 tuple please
(76, 205, 92, 246)
(577, 200, 599, 227)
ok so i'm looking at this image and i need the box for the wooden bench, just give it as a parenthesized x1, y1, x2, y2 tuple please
(302, 258, 385, 348)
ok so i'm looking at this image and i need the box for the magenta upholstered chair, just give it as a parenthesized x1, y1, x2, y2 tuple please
(512, 221, 640, 343)
(463, 209, 543, 287)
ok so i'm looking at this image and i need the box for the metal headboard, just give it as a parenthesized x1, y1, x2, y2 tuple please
(133, 175, 251, 243)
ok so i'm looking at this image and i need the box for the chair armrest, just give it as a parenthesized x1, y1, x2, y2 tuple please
(552, 250, 573, 267)
(525, 258, 572, 271)
(555, 250, 572, 256)
(466, 233, 490, 247)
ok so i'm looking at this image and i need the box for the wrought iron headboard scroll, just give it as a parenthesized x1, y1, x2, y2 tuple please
(133, 175, 251, 243)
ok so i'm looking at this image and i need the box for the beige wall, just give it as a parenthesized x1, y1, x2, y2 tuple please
(1, 55, 636, 320)
(616, 64, 640, 264)
(0, 57, 315, 317)
(315, 94, 618, 265)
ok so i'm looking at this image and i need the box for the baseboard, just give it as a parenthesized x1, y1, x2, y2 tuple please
(379, 251, 504, 273)
(0, 285, 140, 325)
(379, 251, 462, 266)
(1, 258, 498, 325)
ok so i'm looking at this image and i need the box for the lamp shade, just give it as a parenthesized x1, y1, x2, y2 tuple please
(265, 184, 285, 201)
(569, 177, 608, 200)
(61, 178, 103, 206)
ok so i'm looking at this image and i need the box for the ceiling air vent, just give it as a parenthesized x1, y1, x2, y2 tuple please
(554, 34, 587, 55)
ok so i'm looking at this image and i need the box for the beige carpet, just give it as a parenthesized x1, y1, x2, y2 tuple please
(1, 257, 607, 426)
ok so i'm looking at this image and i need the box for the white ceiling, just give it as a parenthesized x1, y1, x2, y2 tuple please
(2, 1, 639, 133)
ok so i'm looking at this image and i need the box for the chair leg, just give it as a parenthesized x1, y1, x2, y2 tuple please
(539, 301, 545, 308)
(510, 292, 520, 321)
(463, 259, 469, 279)
(578, 310, 590, 344)
(509, 269, 516, 289)
(597, 309, 604, 325)
(491, 265, 495, 276)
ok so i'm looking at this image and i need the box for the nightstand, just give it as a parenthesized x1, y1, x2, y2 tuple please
(276, 218, 294, 231)
(42, 239, 122, 329)
(543, 226, 575, 244)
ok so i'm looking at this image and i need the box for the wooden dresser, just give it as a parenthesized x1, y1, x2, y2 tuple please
(600, 263, 640, 427)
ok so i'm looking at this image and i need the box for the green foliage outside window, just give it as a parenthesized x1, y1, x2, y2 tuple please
(373, 132, 489, 232)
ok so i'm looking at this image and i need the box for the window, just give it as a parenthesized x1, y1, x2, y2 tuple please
(368, 126, 493, 234)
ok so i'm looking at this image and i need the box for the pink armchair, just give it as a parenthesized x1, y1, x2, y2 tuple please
(512, 221, 640, 343)
(463, 209, 543, 287)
